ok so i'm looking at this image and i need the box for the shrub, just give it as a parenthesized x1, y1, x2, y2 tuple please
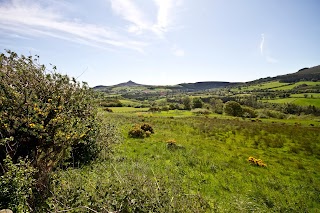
(128, 123, 154, 138)
(242, 106, 257, 118)
(209, 98, 224, 114)
(224, 101, 243, 117)
(103, 107, 113, 112)
(148, 107, 161, 112)
(248, 156, 267, 167)
(0, 50, 100, 206)
(0, 156, 36, 212)
(140, 123, 154, 133)
(128, 125, 146, 138)
(192, 97, 204, 109)
(166, 139, 184, 150)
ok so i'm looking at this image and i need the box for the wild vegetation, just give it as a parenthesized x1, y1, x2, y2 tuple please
(1, 50, 320, 212)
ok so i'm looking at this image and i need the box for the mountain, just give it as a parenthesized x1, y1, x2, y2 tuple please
(93, 80, 238, 92)
(93, 80, 145, 91)
(113, 80, 143, 87)
(93, 65, 320, 92)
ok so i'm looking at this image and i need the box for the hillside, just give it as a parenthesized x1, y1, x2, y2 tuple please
(93, 81, 239, 92)
(178, 81, 239, 90)
(250, 65, 320, 84)
(93, 65, 320, 93)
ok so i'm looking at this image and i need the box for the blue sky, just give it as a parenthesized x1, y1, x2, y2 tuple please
(0, 0, 319, 86)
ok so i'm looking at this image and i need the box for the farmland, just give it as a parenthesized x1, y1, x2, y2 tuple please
(49, 110, 320, 212)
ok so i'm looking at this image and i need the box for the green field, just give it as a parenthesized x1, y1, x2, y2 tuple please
(271, 81, 320, 91)
(237, 81, 290, 91)
(264, 98, 320, 107)
(108, 106, 149, 113)
(291, 93, 320, 98)
(234, 81, 320, 92)
(49, 110, 320, 212)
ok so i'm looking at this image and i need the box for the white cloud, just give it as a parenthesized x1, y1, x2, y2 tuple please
(110, 0, 151, 34)
(0, 0, 147, 51)
(0, 0, 184, 53)
(153, 0, 173, 32)
(260, 33, 264, 55)
(109, 0, 183, 37)
(259, 33, 278, 63)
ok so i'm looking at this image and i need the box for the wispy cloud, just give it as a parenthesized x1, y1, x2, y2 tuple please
(0, 0, 147, 51)
(260, 33, 264, 55)
(259, 33, 278, 63)
(110, 0, 151, 35)
(110, 0, 183, 37)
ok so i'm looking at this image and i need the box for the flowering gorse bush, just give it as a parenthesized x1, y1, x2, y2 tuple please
(0, 50, 99, 194)
(248, 156, 267, 167)
(128, 123, 154, 138)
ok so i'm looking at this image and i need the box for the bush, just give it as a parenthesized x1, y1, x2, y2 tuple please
(128, 125, 146, 138)
(242, 106, 257, 118)
(103, 107, 113, 112)
(192, 97, 204, 109)
(209, 98, 224, 114)
(224, 101, 243, 117)
(148, 107, 161, 112)
(140, 123, 154, 133)
(248, 156, 267, 167)
(258, 109, 287, 119)
(0, 50, 100, 206)
(128, 123, 154, 138)
(0, 156, 36, 212)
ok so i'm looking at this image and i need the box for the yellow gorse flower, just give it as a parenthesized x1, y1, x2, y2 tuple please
(248, 156, 267, 167)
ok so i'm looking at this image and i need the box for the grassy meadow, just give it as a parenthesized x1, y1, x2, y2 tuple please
(238, 81, 319, 91)
(264, 98, 320, 108)
(50, 109, 320, 212)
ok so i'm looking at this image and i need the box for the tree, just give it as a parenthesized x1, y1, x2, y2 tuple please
(224, 101, 243, 117)
(182, 96, 191, 110)
(209, 98, 223, 114)
(192, 97, 204, 109)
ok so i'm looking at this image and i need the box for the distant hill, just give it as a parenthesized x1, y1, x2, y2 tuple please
(93, 80, 239, 92)
(178, 81, 239, 90)
(93, 80, 145, 91)
(250, 65, 320, 84)
(93, 65, 320, 92)
(113, 80, 143, 87)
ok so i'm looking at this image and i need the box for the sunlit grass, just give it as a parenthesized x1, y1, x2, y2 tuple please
(264, 98, 320, 107)
(271, 81, 320, 91)
(108, 107, 149, 112)
(104, 112, 320, 211)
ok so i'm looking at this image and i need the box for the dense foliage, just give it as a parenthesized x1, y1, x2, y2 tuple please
(224, 101, 243, 117)
(0, 50, 100, 210)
